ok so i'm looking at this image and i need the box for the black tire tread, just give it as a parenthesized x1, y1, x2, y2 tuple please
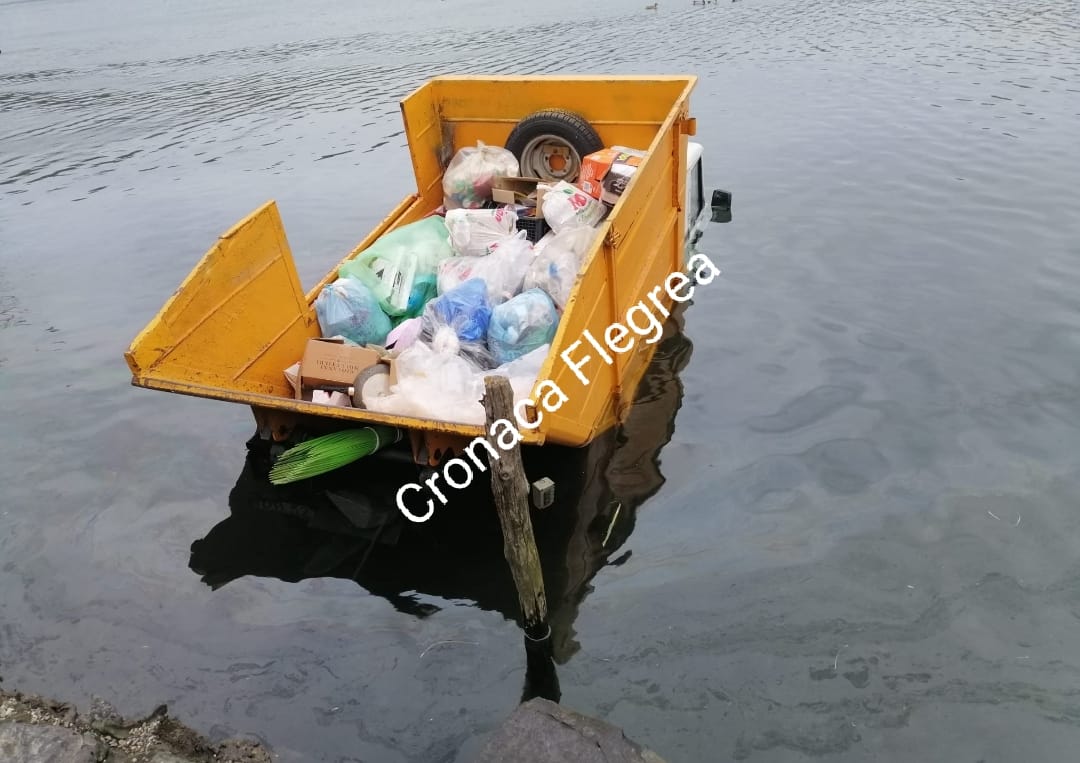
(504, 109, 604, 170)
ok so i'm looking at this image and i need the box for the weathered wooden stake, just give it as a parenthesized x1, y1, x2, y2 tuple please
(482, 376, 549, 640)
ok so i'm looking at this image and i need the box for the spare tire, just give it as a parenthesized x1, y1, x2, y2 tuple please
(504, 109, 604, 183)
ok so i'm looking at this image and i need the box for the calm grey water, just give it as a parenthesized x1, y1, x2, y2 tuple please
(3, 0, 1079, 760)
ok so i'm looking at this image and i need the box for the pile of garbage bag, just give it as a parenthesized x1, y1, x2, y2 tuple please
(292, 139, 644, 426)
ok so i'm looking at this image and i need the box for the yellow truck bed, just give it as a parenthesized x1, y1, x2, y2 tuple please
(125, 75, 698, 459)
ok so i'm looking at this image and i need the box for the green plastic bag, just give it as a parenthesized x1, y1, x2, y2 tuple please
(339, 216, 454, 319)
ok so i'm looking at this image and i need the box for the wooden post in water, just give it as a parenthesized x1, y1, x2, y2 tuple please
(482, 376, 549, 640)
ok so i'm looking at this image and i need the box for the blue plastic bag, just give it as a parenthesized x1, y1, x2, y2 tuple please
(426, 278, 492, 343)
(420, 278, 494, 368)
(315, 277, 392, 346)
(487, 288, 558, 366)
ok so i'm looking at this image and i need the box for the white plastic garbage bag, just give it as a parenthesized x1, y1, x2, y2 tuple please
(540, 181, 606, 232)
(445, 207, 519, 257)
(521, 227, 597, 310)
(365, 341, 487, 424)
(497, 343, 551, 402)
(443, 142, 520, 210)
(364, 341, 551, 426)
(437, 231, 535, 304)
(531, 231, 557, 259)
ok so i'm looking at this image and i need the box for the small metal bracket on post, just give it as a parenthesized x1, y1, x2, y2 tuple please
(530, 478, 555, 510)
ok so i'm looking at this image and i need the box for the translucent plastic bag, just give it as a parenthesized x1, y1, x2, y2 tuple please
(531, 230, 557, 259)
(437, 231, 535, 304)
(522, 227, 597, 310)
(422, 278, 492, 343)
(314, 278, 392, 346)
(443, 141, 520, 210)
(364, 340, 550, 426)
(540, 180, 606, 232)
(365, 341, 489, 426)
(385, 316, 422, 351)
(419, 278, 494, 368)
(338, 216, 453, 319)
(492, 343, 551, 403)
(487, 288, 559, 366)
(445, 206, 519, 257)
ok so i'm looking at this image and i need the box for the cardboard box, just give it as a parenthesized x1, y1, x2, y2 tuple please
(296, 338, 381, 399)
(382, 356, 398, 388)
(579, 147, 648, 205)
(492, 176, 546, 216)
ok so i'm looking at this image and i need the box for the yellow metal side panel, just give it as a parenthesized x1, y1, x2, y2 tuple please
(613, 175, 681, 309)
(533, 234, 619, 447)
(432, 76, 693, 124)
(603, 90, 692, 426)
(606, 103, 688, 249)
(139, 376, 547, 445)
(139, 376, 496, 436)
(605, 216, 681, 426)
(125, 201, 314, 396)
(401, 81, 448, 211)
(535, 77, 695, 444)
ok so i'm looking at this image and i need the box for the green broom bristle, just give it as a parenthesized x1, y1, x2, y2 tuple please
(268, 426, 400, 485)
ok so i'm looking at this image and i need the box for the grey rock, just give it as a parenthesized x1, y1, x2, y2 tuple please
(0, 721, 105, 763)
(87, 696, 130, 739)
(215, 738, 273, 763)
(148, 753, 194, 763)
(87, 697, 123, 726)
(472, 699, 667, 763)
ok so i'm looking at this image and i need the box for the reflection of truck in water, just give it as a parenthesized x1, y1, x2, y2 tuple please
(189, 300, 694, 665)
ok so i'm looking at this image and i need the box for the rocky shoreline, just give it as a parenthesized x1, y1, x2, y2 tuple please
(2, 687, 669, 763)
(0, 689, 272, 763)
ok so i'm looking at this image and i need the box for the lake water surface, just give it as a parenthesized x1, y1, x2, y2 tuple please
(2, 0, 1080, 760)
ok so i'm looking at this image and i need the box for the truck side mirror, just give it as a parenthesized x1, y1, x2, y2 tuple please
(711, 189, 733, 223)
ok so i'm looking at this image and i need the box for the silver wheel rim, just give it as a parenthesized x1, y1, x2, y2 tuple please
(519, 135, 583, 182)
